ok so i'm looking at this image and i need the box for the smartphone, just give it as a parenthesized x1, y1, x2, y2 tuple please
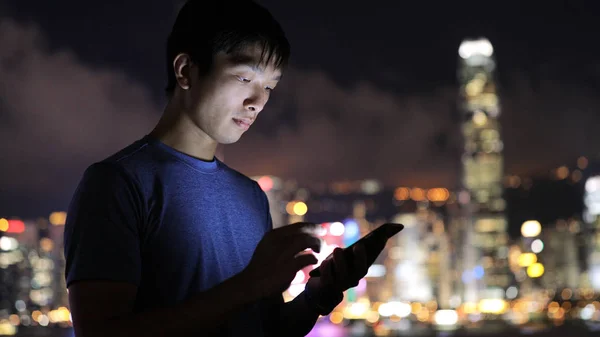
(309, 222, 404, 277)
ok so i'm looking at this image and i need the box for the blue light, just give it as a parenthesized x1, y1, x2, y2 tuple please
(344, 220, 359, 238)
(473, 265, 484, 280)
(343, 219, 360, 246)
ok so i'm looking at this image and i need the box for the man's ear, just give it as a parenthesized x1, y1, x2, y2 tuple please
(173, 53, 193, 90)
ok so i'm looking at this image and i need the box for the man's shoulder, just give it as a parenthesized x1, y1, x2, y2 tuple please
(77, 137, 155, 193)
(101, 136, 154, 169)
(218, 161, 263, 193)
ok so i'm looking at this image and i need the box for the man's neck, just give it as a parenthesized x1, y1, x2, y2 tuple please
(150, 101, 218, 162)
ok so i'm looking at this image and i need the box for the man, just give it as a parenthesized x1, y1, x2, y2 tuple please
(64, 1, 370, 336)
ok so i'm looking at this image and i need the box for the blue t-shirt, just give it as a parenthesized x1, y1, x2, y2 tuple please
(64, 135, 277, 336)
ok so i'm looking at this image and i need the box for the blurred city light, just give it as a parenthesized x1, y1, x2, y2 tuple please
(458, 38, 494, 59)
(472, 110, 488, 126)
(434, 309, 458, 325)
(329, 222, 345, 236)
(257, 176, 273, 192)
(531, 239, 544, 253)
(505, 286, 518, 299)
(49, 212, 67, 226)
(521, 220, 542, 237)
(527, 263, 545, 278)
(427, 188, 450, 202)
(410, 188, 426, 201)
(4, 220, 25, 233)
(578, 156, 589, 170)
(394, 187, 410, 201)
(0, 237, 18, 251)
(517, 253, 537, 267)
(365, 264, 386, 278)
(0, 218, 8, 232)
(286, 201, 308, 216)
(293, 201, 308, 216)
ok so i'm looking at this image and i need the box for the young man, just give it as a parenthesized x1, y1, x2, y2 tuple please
(64, 1, 370, 336)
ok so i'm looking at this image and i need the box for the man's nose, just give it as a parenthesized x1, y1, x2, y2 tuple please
(243, 88, 269, 113)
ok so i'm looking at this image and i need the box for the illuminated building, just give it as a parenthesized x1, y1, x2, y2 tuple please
(505, 159, 592, 290)
(457, 38, 509, 301)
(0, 219, 28, 326)
(387, 200, 452, 309)
(584, 172, 600, 290)
(537, 222, 582, 291)
(0, 216, 71, 329)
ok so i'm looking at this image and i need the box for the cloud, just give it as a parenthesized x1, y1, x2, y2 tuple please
(226, 67, 600, 188)
(0, 19, 160, 214)
(226, 68, 463, 188)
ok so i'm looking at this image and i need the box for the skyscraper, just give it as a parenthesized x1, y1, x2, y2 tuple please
(584, 175, 600, 289)
(457, 38, 510, 301)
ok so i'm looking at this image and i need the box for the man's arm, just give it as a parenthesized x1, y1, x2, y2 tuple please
(262, 291, 321, 337)
(272, 244, 371, 336)
(69, 272, 258, 337)
(270, 279, 344, 337)
(275, 291, 321, 337)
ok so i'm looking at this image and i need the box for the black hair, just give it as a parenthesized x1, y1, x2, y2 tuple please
(165, 0, 290, 96)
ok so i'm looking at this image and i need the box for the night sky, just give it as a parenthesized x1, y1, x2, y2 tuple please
(1, 0, 600, 218)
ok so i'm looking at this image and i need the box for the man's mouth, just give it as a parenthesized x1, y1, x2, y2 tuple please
(232, 118, 252, 130)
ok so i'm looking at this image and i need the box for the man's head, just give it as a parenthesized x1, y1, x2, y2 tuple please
(165, 0, 290, 144)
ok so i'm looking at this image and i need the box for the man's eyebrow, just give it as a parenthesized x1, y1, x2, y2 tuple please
(228, 54, 282, 80)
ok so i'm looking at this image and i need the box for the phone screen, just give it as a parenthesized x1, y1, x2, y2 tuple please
(309, 223, 404, 277)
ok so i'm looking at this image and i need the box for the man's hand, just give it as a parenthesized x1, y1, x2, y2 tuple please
(301, 243, 370, 315)
(242, 222, 321, 299)
(316, 243, 369, 292)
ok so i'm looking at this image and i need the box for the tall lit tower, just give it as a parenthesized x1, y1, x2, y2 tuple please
(458, 38, 510, 301)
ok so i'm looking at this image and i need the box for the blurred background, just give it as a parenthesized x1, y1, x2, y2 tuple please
(2, 0, 600, 336)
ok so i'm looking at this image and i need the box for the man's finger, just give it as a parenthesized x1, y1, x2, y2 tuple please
(331, 248, 347, 288)
(320, 258, 336, 287)
(294, 253, 318, 271)
(274, 222, 319, 236)
(281, 233, 322, 258)
(352, 243, 369, 278)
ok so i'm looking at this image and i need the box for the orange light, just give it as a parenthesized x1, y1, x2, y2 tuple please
(427, 188, 450, 202)
(556, 166, 569, 180)
(410, 188, 426, 201)
(330, 312, 344, 324)
(32, 310, 42, 322)
(257, 176, 273, 192)
(49, 211, 67, 226)
(0, 218, 8, 232)
(578, 156, 589, 170)
(286, 202, 296, 215)
(40, 238, 54, 252)
(394, 187, 410, 201)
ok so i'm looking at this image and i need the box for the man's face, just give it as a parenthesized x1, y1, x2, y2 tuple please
(186, 45, 282, 145)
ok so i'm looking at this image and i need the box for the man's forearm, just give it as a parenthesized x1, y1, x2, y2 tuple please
(277, 291, 321, 337)
(76, 273, 258, 337)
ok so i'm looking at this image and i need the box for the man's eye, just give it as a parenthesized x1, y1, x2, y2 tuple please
(265, 87, 273, 92)
(238, 76, 251, 83)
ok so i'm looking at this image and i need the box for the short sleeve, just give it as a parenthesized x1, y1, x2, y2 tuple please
(258, 185, 274, 232)
(64, 162, 144, 287)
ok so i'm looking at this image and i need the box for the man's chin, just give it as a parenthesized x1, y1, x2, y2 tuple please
(217, 133, 244, 145)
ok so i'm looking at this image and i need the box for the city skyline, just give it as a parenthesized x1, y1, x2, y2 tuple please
(2, 1, 600, 219)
